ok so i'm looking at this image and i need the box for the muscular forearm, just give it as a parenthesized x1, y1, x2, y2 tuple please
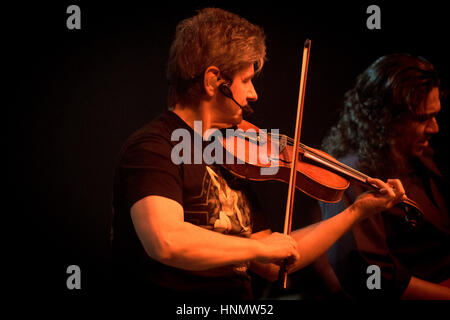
(151, 221, 264, 271)
(401, 276, 450, 300)
(131, 196, 278, 272)
(132, 196, 299, 273)
(290, 204, 360, 271)
(248, 206, 361, 277)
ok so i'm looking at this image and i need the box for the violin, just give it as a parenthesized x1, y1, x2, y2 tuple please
(220, 119, 424, 226)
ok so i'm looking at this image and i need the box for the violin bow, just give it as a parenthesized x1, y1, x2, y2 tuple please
(281, 39, 312, 288)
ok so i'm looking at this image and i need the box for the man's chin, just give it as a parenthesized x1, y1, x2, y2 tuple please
(214, 115, 242, 129)
(412, 146, 426, 158)
(413, 149, 425, 158)
(227, 112, 243, 126)
(235, 113, 243, 124)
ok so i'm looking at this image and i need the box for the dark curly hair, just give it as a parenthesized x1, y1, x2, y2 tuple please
(322, 54, 440, 178)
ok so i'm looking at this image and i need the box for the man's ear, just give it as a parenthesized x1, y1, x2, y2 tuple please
(204, 66, 221, 97)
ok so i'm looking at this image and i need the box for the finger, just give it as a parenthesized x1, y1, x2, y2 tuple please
(369, 180, 395, 199)
(387, 179, 405, 194)
(387, 178, 407, 201)
(366, 177, 389, 190)
(283, 236, 299, 257)
(292, 249, 300, 262)
(287, 235, 298, 250)
(285, 250, 300, 272)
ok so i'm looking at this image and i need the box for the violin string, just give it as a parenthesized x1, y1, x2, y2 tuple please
(267, 133, 295, 143)
(266, 132, 368, 181)
(262, 133, 411, 203)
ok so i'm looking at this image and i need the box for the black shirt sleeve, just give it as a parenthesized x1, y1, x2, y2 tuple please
(119, 133, 183, 211)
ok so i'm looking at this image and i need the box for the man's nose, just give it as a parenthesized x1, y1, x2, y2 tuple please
(247, 84, 258, 102)
(426, 117, 439, 134)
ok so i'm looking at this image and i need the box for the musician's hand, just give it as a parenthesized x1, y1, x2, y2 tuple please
(351, 178, 407, 220)
(255, 232, 300, 270)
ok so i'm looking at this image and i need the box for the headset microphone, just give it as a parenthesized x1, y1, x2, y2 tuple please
(218, 83, 254, 115)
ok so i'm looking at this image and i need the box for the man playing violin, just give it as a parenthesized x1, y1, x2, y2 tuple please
(111, 8, 406, 299)
(320, 54, 450, 299)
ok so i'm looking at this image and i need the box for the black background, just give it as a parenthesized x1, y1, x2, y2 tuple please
(9, 0, 449, 303)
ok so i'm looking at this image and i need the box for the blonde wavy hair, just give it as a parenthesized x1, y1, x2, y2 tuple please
(166, 8, 266, 108)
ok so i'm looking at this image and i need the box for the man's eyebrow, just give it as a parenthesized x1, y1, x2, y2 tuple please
(413, 111, 439, 121)
(421, 110, 440, 117)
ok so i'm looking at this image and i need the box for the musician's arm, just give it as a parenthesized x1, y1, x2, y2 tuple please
(248, 205, 362, 281)
(440, 278, 450, 287)
(289, 205, 360, 272)
(401, 276, 450, 300)
(131, 196, 300, 272)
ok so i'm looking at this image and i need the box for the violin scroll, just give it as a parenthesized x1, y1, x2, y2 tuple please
(399, 198, 424, 228)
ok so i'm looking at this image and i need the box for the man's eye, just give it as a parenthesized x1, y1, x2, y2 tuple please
(412, 114, 434, 122)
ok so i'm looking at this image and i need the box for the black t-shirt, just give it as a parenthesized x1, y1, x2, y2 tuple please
(320, 154, 450, 299)
(112, 111, 267, 299)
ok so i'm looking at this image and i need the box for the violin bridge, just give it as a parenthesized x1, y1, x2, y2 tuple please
(279, 135, 287, 153)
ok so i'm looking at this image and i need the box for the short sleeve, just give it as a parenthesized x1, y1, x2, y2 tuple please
(118, 134, 183, 210)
